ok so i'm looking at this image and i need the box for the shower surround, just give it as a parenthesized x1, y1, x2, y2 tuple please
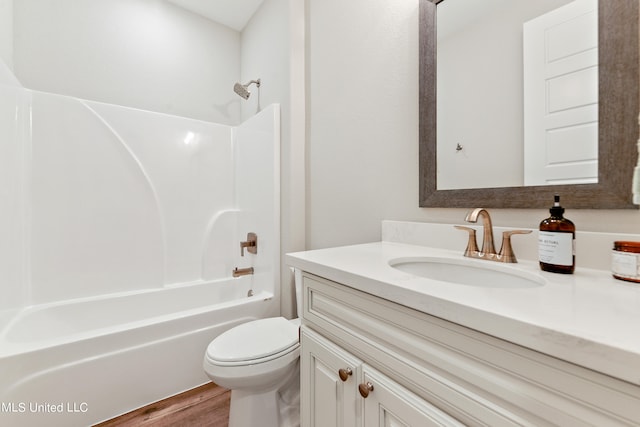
(0, 77, 280, 426)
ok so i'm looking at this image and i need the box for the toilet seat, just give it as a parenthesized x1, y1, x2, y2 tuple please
(202, 279, 304, 427)
(206, 317, 299, 367)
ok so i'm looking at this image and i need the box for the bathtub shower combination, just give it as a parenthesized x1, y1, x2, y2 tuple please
(0, 68, 281, 426)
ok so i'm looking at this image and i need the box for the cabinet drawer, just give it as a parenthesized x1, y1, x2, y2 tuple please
(302, 273, 640, 427)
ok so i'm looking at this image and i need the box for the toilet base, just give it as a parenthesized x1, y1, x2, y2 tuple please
(228, 360, 300, 427)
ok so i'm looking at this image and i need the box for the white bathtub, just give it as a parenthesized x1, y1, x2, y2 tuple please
(0, 277, 278, 427)
(0, 66, 281, 426)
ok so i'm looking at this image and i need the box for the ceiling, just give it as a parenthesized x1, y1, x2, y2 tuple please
(166, 0, 264, 31)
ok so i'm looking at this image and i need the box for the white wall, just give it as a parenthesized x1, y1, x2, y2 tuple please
(307, 0, 422, 248)
(0, 84, 26, 313)
(0, 0, 12, 70)
(241, 0, 288, 122)
(12, 0, 241, 124)
(3, 0, 304, 316)
(242, 0, 306, 317)
(306, 0, 640, 250)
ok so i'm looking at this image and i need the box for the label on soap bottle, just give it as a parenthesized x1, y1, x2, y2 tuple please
(538, 231, 574, 266)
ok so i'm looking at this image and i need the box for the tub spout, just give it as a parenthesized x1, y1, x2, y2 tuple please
(233, 267, 254, 278)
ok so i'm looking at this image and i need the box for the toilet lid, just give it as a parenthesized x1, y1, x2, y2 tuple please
(207, 317, 299, 363)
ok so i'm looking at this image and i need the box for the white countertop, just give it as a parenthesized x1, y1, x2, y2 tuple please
(286, 241, 640, 386)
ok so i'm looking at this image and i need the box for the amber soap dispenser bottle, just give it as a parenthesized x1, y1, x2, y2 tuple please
(538, 195, 575, 274)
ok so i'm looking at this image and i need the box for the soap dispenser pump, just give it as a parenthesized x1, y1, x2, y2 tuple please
(538, 195, 575, 274)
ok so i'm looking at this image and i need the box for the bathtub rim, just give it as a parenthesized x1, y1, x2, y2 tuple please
(0, 279, 273, 357)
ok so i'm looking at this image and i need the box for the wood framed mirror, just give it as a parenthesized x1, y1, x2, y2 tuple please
(419, 0, 639, 208)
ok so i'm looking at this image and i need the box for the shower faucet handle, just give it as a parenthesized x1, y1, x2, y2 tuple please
(240, 232, 258, 256)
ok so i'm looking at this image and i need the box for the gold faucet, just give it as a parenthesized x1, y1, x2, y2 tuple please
(464, 208, 496, 255)
(455, 208, 531, 263)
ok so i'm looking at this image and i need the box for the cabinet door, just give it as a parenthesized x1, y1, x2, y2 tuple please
(301, 327, 362, 427)
(361, 365, 464, 427)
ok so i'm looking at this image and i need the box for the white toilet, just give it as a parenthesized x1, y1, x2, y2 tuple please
(203, 276, 302, 427)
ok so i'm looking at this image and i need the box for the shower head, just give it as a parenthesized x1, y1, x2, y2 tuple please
(233, 79, 261, 100)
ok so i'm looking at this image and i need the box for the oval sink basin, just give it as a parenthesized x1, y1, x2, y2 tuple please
(389, 257, 545, 288)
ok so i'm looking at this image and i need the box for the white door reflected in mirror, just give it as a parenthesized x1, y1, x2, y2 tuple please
(436, 0, 598, 190)
(523, 0, 598, 186)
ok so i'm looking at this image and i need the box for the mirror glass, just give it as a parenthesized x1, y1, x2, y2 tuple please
(437, 0, 598, 190)
(419, 0, 639, 208)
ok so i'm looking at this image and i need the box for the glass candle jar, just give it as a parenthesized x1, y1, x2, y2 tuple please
(611, 241, 640, 283)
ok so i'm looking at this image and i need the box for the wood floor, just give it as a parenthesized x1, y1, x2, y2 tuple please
(94, 383, 230, 427)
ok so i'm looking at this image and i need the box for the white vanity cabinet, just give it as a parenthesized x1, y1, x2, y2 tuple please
(299, 272, 640, 427)
(301, 327, 463, 426)
(360, 363, 464, 426)
(300, 326, 360, 426)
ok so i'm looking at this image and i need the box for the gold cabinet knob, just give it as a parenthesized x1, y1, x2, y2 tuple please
(338, 368, 352, 382)
(358, 382, 374, 398)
